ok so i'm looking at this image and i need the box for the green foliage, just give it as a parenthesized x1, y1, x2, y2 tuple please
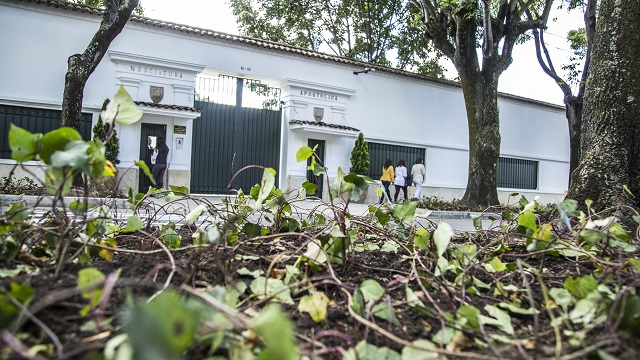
(0, 176, 38, 195)
(230, 0, 443, 76)
(123, 291, 201, 360)
(70, 0, 145, 16)
(349, 132, 370, 176)
(93, 99, 120, 165)
(0, 283, 35, 329)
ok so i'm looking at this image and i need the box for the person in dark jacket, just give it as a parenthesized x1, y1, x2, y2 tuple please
(151, 137, 169, 189)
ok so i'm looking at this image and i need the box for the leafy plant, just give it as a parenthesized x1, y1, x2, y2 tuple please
(92, 98, 120, 165)
(349, 132, 370, 176)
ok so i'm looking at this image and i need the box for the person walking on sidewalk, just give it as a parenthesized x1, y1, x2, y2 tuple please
(411, 157, 426, 200)
(379, 159, 394, 204)
(393, 159, 408, 203)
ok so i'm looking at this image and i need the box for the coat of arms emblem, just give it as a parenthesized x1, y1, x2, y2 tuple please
(313, 107, 324, 122)
(150, 86, 164, 104)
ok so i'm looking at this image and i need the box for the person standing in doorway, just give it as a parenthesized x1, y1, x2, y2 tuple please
(393, 159, 408, 203)
(411, 157, 426, 200)
(379, 159, 394, 204)
(152, 137, 169, 189)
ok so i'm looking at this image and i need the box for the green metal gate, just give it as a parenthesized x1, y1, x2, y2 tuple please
(191, 75, 282, 194)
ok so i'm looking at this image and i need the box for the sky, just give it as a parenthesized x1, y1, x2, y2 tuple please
(142, 0, 583, 106)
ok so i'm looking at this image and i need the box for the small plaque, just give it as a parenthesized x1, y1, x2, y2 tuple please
(174, 125, 187, 134)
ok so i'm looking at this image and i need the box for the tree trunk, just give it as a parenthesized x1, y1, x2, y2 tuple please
(565, 95, 582, 187)
(61, 0, 139, 130)
(459, 70, 501, 208)
(566, 0, 640, 216)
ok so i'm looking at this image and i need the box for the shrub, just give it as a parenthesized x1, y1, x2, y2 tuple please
(93, 98, 120, 165)
(349, 132, 369, 176)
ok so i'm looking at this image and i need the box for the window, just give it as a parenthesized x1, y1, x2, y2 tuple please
(497, 157, 538, 189)
(0, 105, 92, 159)
(368, 142, 425, 180)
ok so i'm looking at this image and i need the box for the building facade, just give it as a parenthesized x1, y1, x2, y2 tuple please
(0, 0, 570, 204)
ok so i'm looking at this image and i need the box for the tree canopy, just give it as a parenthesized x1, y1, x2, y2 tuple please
(230, 0, 444, 77)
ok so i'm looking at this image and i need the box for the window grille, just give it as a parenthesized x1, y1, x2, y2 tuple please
(497, 157, 538, 190)
(368, 142, 425, 180)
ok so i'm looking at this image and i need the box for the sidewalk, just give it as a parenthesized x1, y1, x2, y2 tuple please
(1, 194, 500, 232)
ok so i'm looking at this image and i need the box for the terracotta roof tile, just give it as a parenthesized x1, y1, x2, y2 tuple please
(289, 120, 359, 132)
(15, 0, 564, 111)
(135, 101, 201, 113)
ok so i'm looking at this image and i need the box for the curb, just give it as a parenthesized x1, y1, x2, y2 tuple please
(0, 194, 500, 220)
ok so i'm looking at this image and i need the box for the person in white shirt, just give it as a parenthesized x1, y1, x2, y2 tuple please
(393, 159, 408, 203)
(411, 157, 426, 200)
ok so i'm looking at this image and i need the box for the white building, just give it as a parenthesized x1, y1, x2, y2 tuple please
(0, 0, 569, 204)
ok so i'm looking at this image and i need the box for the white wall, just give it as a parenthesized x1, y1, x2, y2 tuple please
(0, 1, 570, 200)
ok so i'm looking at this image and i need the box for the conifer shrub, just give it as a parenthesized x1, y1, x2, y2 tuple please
(93, 98, 120, 165)
(349, 132, 369, 176)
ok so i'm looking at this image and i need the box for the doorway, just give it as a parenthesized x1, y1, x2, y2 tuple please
(139, 123, 166, 192)
(306, 139, 325, 199)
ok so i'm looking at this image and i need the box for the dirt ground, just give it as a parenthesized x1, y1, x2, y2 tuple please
(2, 213, 639, 360)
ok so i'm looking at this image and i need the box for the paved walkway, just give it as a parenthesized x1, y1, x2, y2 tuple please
(0, 194, 500, 232)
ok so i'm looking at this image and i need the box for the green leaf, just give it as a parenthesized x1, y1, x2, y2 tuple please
(124, 291, 200, 360)
(136, 160, 155, 185)
(38, 127, 82, 165)
(518, 211, 538, 231)
(250, 277, 294, 304)
(355, 340, 401, 360)
(406, 287, 425, 308)
(122, 216, 144, 233)
(549, 287, 573, 311)
(412, 227, 430, 251)
(243, 222, 262, 238)
(77, 268, 105, 314)
(253, 168, 276, 210)
(433, 221, 453, 257)
(302, 239, 327, 265)
(401, 339, 438, 360)
(159, 227, 181, 248)
(9, 124, 40, 162)
(485, 257, 507, 272)
(302, 181, 318, 195)
(472, 216, 482, 230)
(298, 291, 330, 323)
(252, 305, 298, 360)
(50, 140, 90, 174)
(86, 139, 107, 178)
(343, 172, 370, 201)
(392, 201, 417, 224)
(359, 279, 384, 301)
(497, 302, 539, 315)
(101, 86, 143, 125)
(478, 305, 514, 335)
(457, 305, 480, 329)
(168, 185, 189, 195)
(185, 204, 207, 225)
(0, 283, 35, 329)
(329, 167, 354, 198)
(296, 146, 313, 162)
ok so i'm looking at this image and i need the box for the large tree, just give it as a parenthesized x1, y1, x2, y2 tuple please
(230, 0, 444, 76)
(411, 0, 554, 207)
(61, 0, 140, 130)
(566, 0, 640, 215)
(530, 0, 597, 183)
